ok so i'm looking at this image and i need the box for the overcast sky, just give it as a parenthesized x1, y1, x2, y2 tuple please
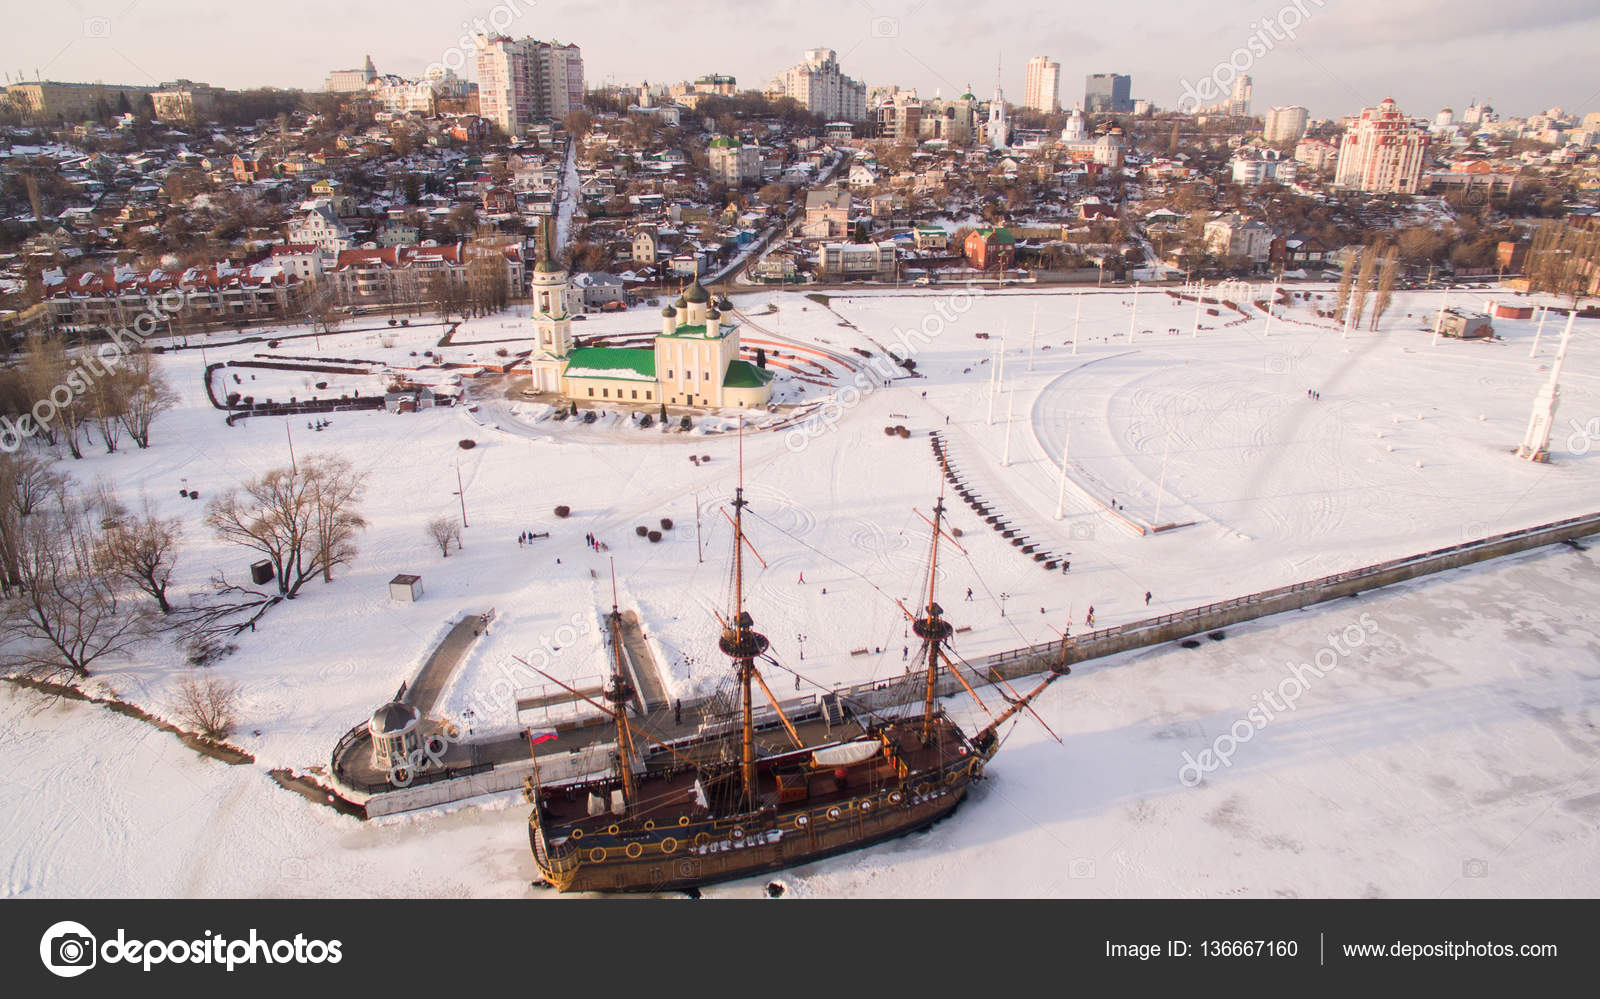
(3, 0, 1597, 121)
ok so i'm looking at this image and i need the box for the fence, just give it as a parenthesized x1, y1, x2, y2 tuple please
(329, 508, 1600, 815)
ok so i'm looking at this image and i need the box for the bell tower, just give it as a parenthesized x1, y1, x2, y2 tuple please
(530, 257, 572, 358)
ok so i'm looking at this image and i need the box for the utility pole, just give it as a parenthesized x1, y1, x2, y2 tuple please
(1431, 285, 1450, 346)
(1073, 289, 1082, 355)
(1001, 390, 1014, 467)
(997, 319, 1007, 387)
(1128, 280, 1140, 339)
(286, 422, 297, 474)
(1153, 433, 1172, 525)
(1530, 305, 1548, 358)
(1028, 300, 1038, 372)
(454, 461, 469, 527)
(987, 338, 1000, 425)
(1054, 424, 1070, 519)
(695, 491, 703, 563)
(1192, 280, 1204, 338)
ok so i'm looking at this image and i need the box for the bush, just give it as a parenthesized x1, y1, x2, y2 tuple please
(458, 439, 476, 449)
(884, 426, 895, 436)
(680, 415, 692, 430)
(897, 426, 910, 439)
(639, 414, 653, 428)
(267, 339, 280, 348)
(635, 525, 649, 537)
(226, 392, 241, 406)
(660, 518, 673, 530)
(495, 347, 509, 357)
(647, 530, 662, 543)
(388, 319, 398, 326)
(315, 381, 328, 390)
(400, 319, 409, 326)
(554, 505, 571, 518)
(173, 672, 241, 740)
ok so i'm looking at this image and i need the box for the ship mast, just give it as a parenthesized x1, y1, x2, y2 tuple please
(914, 472, 955, 744)
(718, 419, 769, 810)
(603, 559, 638, 813)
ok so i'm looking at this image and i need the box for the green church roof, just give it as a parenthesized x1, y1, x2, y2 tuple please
(563, 347, 657, 381)
(723, 359, 774, 388)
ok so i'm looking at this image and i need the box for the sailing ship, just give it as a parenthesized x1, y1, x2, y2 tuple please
(519, 446, 1070, 894)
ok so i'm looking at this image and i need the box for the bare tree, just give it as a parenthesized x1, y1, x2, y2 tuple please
(205, 454, 368, 598)
(115, 353, 179, 449)
(173, 672, 240, 741)
(1334, 247, 1360, 324)
(1349, 244, 1378, 331)
(0, 452, 65, 596)
(87, 367, 125, 454)
(96, 497, 182, 614)
(426, 516, 462, 557)
(0, 500, 154, 678)
(1527, 219, 1600, 307)
(1371, 245, 1400, 331)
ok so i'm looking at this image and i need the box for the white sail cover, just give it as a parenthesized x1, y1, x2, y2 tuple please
(811, 740, 880, 768)
(611, 789, 626, 815)
(587, 792, 607, 816)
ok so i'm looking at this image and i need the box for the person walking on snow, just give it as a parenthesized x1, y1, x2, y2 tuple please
(965, 587, 973, 601)
(1145, 591, 1152, 606)
(798, 572, 805, 583)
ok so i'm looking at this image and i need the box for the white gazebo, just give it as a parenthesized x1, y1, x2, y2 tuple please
(368, 701, 421, 774)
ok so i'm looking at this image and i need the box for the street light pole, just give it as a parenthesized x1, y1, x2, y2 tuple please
(455, 460, 469, 527)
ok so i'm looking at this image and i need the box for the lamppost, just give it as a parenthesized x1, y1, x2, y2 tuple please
(454, 460, 469, 527)
(999, 592, 1010, 618)
(796, 633, 807, 661)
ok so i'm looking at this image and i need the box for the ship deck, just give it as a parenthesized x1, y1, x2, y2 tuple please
(532, 717, 976, 835)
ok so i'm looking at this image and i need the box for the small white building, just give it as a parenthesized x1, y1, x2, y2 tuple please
(389, 573, 424, 601)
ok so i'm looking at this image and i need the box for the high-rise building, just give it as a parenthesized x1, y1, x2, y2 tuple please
(1228, 75, 1253, 116)
(1024, 56, 1060, 113)
(1334, 98, 1428, 194)
(475, 35, 584, 137)
(1264, 105, 1309, 143)
(1084, 73, 1132, 114)
(774, 48, 867, 122)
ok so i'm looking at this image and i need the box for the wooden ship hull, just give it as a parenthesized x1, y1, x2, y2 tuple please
(525, 720, 995, 893)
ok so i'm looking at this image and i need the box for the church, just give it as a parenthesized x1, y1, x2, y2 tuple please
(524, 259, 774, 410)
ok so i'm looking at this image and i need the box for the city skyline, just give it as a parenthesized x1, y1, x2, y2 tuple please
(1, 0, 1597, 122)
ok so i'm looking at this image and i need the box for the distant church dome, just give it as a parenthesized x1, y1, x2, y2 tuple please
(534, 258, 563, 274)
(661, 305, 676, 317)
(683, 280, 711, 304)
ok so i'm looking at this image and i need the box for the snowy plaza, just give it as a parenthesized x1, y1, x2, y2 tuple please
(3, 281, 1598, 898)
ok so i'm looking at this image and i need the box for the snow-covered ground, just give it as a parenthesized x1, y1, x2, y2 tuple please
(3, 280, 1597, 896)
(5, 532, 1594, 898)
